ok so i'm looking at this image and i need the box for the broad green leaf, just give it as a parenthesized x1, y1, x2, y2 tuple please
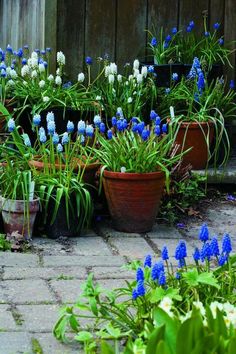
(74, 331, 93, 342)
(146, 325, 166, 354)
(100, 341, 115, 354)
(197, 272, 220, 289)
(182, 268, 199, 286)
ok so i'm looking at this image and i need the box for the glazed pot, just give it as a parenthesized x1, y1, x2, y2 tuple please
(175, 121, 214, 170)
(1, 197, 40, 239)
(102, 170, 165, 233)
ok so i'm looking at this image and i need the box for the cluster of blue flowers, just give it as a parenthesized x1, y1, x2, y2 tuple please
(132, 223, 233, 299)
(193, 223, 232, 266)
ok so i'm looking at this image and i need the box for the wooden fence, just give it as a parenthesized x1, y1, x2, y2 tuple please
(0, 0, 235, 80)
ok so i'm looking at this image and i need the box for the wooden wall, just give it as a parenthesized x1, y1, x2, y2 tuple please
(0, 0, 235, 80)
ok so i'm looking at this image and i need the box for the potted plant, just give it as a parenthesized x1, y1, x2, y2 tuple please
(90, 114, 183, 233)
(146, 16, 234, 87)
(0, 157, 39, 239)
(158, 58, 233, 169)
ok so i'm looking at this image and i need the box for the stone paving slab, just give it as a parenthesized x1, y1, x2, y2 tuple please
(0, 253, 39, 267)
(109, 237, 153, 258)
(3, 279, 55, 304)
(49, 279, 84, 303)
(0, 332, 32, 354)
(34, 333, 81, 354)
(92, 266, 134, 279)
(98, 222, 141, 238)
(3, 267, 87, 280)
(19, 304, 60, 332)
(146, 224, 182, 239)
(73, 237, 112, 255)
(0, 305, 18, 331)
(43, 255, 125, 267)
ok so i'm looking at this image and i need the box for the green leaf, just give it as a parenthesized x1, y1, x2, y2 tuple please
(182, 268, 199, 286)
(100, 341, 115, 354)
(74, 331, 93, 342)
(176, 313, 204, 354)
(89, 297, 98, 316)
(146, 325, 166, 354)
(197, 272, 220, 289)
(153, 307, 178, 354)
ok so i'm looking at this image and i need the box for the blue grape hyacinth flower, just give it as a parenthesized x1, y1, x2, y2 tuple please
(136, 281, 146, 297)
(222, 234, 232, 255)
(136, 267, 144, 282)
(210, 237, 220, 257)
(199, 223, 209, 242)
(7, 118, 15, 132)
(144, 255, 152, 268)
(161, 246, 169, 261)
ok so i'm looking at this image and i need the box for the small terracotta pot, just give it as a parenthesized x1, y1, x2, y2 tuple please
(175, 121, 214, 170)
(102, 170, 165, 233)
(1, 197, 40, 239)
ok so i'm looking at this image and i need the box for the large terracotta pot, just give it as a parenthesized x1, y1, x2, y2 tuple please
(28, 157, 100, 186)
(102, 170, 165, 233)
(175, 121, 214, 170)
(1, 197, 39, 239)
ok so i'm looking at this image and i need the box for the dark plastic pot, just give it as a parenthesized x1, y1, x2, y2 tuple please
(102, 170, 165, 233)
(44, 195, 82, 239)
(184, 64, 223, 83)
(141, 62, 185, 87)
(175, 121, 214, 170)
(1, 197, 39, 239)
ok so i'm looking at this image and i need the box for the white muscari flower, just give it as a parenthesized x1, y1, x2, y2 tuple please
(128, 75, 133, 81)
(133, 59, 140, 70)
(31, 70, 37, 78)
(125, 80, 129, 86)
(78, 72, 85, 82)
(120, 166, 126, 173)
(47, 74, 54, 81)
(38, 63, 45, 72)
(95, 95, 101, 100)
(6, 66, 11, 74)
(46, 112, 55, 122)
(127, 97, 132, 103)
(21, 65, 30, 77)
(31, 51, 38, 59)
(55, 75, 62, 85)
(7, 79, 15, 86)
(10, 69, 17, 79)
(133, 69, 139, 78)
(56, 68, 60, 75)
(43, 96, 50, 102)
(57, 51, 65, 65)
(136, 74, 143, 84)
(23, 81, 28, 86)
(141, 66, 148, 78)
(105, 65, 111, 77)
(108, 74, 114, 84)
(27, 58, 32, 67)
(110, 62, 117, 74)
(39, 80, 45, 88)
(117, 74, 122, 82)
(31, 58, 38, 68)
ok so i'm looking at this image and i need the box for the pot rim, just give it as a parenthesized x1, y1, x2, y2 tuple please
(178, 121, 214, 128)
(103, 169, 165, 180)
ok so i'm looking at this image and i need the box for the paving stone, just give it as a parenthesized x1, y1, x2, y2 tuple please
(49, 279, 83, 303)
(0, 305, 19, 331)
(19, 304, 60, 332)
(110, 237, 153, 258)
(3, 267, 87, 280)
(0, 252, 39, 267)
(3, 279, 55, 304)
(80, 229, 99, 237)
(73, 237, 112, 256)
(43, 255, 125, 267)
(33, 333, 81, 354)
(99, 222, 141, 238)
(0, 285, 7, 304)
(92, 266, 134, 279)
(0, 332, 31, 354)
(32, 238, 73, 255)
(146, 224, 182, 239)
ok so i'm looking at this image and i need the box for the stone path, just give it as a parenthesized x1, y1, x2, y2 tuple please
(0, 200, 236, 353)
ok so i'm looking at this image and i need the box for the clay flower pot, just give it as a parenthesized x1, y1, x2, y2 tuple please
(175, 121, 214, 170)
(102, 170, 165, 233)
(1, 197, 40, 239)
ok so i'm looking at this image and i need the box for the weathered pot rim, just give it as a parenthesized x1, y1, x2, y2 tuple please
(178, 121, 214, 129)
(103, 169, 165, 180)
(29, 156, 100, 171)
(0, 196, 40, 212)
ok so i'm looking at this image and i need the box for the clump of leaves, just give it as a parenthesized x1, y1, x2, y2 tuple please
(159, 163, 206, 223)
(0, 233, 11, 251)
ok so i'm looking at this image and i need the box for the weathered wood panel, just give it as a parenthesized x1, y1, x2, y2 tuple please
(57, 0, 85, 80)
(224, 0, 236, 81)
(116, 0, 147, 67)
(179, 0, 208, 35)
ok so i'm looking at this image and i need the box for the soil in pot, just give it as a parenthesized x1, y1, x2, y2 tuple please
(1, 197, 39, 239)
(175, 121, 214, 170)
(102, 170, 165, 233)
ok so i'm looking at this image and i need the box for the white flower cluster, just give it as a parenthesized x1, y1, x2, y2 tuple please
(57, 51, 65, 65)
(131, 59, 147, 85)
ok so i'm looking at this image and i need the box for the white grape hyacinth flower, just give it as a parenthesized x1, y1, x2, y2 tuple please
(127, 97, 133, 103)
(133, 59, 140, 70)
(133, 68, 139, 78)
(136, 73, 143, 84)
(38, 63, 45, 73)
(57, 51, 65, 65)
(39, 80, 45, 88)
(110, 62, 117, 75)
(78, 72, 85, 82)
(108, 74, 114, 84)
(120, 167, 126, 173)
(43, 96, 50, 102)
(141, 66, 148, 78)
(10, 69, 17, 79)
(21, 65, 30, 77)
(117, 74, 122, 82)
(47, 74, 54, 82)
(55, 75, 62, 85)
(31, 70, 37, 79)
(105, 65, 111, 77)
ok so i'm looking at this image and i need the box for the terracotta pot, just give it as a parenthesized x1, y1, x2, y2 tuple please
(1, 197, 40, 239)
(28, 157, 100, 186)
(102, 170, 165, 233)
(175, 121, 214, 170)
